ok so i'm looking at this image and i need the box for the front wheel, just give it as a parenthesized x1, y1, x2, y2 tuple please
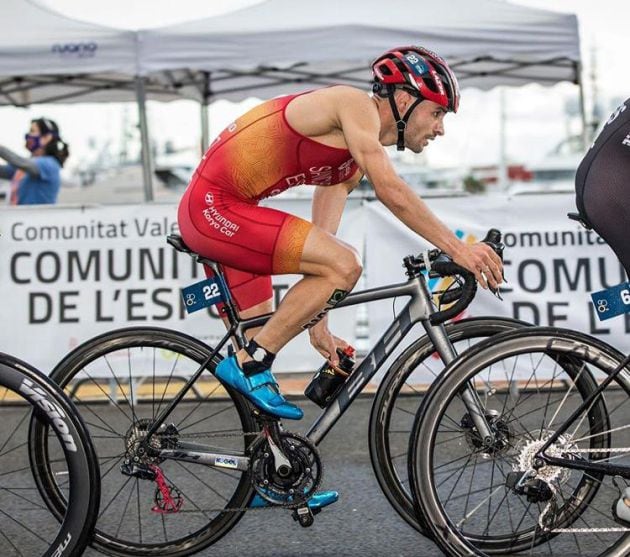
(410, 327, 630, 556)
(31, 327, 258, 557)
(369, 317, 529, 534)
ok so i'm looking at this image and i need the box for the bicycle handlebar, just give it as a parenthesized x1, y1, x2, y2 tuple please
(403, 228, 504, 325)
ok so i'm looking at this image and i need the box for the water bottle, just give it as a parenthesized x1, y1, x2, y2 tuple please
(305, 346, 356, 408)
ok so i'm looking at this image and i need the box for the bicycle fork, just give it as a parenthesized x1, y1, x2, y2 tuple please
(423, 321, 495, 442)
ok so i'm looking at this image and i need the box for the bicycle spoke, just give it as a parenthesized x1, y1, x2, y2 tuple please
(441, 451, 474, 498)
(73, 367, 134, 424)
(174, 461, 231, 503)
(174, 381, 225, 430)
(113, 478, 136, 539)
(176, 404, 234, 433)
(154, 352, 183, 418)
(98, 474, 134, 520)
(0, 411, 30, 457)
(0, 506, 50, 546)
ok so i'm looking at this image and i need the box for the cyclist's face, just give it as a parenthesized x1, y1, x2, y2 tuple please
(403, 98, 447, 153)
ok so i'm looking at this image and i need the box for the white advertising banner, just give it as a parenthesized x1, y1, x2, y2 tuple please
(365, 193, 629, 383)
(0, 200, 362, 374)
(4, 193, 621, 383)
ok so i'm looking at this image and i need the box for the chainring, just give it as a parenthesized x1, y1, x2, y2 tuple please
(250, 431, 322, 508)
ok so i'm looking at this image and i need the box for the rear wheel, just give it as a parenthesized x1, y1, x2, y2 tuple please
(32, 327, 258, 557)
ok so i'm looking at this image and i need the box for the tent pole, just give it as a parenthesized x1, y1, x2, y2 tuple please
(498, 87, 509, 191)
(201, 102, 209, 154)
(576, 61, 588, 150)
(200, 71, 211, 154)
(136, 76, 154, 202)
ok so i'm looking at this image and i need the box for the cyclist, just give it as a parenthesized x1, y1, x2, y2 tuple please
(574, 97, 630, 523)
(178, 45, 503, 422)
(575, 98, 630, 277)
(0, 118, 69, 205)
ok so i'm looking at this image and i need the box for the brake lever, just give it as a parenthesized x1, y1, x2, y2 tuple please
(489, 285, 503, 301)
(481, 230, 506, 301)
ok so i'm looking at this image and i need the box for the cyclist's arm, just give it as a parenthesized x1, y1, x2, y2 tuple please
(335, 92, 463, 254)
(311, 169, 361, 235)
(0, 146, 40, 177)
(309, 170, 361, 352)
(335, 89, 502, 286)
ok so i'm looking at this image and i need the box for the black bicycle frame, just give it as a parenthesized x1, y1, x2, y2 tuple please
(146, 270, 492, 448)
(536, 351, 630, 479)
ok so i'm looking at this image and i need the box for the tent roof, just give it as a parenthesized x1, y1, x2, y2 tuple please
(137, 0, 580, 102)
(0, 0, 581, 106)
(0, 0, 143, 106)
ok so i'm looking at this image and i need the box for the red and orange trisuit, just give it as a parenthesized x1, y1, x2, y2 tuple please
(178, 91, 359, 311)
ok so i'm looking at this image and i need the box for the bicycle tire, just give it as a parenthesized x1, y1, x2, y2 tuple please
(410, 327, 630, 556)
(0, 352, 99, 557)
(31, 327, 258, 557)
(369, 317, 529, 534)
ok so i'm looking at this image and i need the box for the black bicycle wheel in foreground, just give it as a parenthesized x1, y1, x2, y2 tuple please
(369, 317, 529, 534)
(410, 328, 630, 557)
(0, 353, 98, 557)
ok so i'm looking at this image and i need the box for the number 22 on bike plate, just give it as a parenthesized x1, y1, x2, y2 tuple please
(591, 281, 630, 320)
(181, 277, 225, 313)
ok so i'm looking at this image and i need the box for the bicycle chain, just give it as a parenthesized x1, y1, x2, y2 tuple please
(550, 527, 630, 533)
(155, 429, 320, 513)
(567, 447, 630, 453)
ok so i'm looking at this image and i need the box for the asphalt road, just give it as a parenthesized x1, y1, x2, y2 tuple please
(82, 396, 438, 557)
(6, 391, 629, 557)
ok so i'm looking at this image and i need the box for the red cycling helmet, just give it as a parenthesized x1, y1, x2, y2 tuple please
(372, 46, 460, 150)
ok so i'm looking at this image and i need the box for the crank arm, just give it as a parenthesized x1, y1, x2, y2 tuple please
(266, 430, 292, 473)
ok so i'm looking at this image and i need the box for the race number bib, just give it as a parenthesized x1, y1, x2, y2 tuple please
(590, 282, 630, 321)
(181, 278, 225, 313)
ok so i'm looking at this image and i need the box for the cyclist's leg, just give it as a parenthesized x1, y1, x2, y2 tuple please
(207, 265, 273, 337)
(220, 226, 361, 420)
(210, 229, 361, 353)
(577, 99, 630, 277)
(179, 184, 361, 418)
(242, 225, 361, 355)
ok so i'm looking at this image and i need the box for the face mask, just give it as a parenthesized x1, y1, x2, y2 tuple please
(25, 133, 42, 153)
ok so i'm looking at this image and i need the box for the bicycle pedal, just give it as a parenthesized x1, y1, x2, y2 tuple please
(292, 505, 315, 528)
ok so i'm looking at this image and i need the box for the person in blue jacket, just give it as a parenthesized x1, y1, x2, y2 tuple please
(0, 118, 69, 205)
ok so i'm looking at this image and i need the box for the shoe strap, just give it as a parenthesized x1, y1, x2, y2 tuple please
(246, 369, 279, 392)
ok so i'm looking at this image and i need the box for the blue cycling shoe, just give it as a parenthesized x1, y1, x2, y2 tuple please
(250, 490, 339, 510)
(215, 355, 303, 420)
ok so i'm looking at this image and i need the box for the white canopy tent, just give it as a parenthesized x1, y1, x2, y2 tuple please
(0, 0, 582, 201)
(0, 0, 187, 201)
(139, 0, 580, 100)
(136, 0, 582, 199)
(0, 0, 140, 104)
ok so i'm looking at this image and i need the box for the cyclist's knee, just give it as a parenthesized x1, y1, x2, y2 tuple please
(330, 246, 362, 288)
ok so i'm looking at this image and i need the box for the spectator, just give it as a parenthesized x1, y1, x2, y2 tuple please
(0, 118, 69, 205)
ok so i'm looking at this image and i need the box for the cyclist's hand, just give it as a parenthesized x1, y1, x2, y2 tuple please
(308, 321, 349, 366)
(452, 242, 503, 290)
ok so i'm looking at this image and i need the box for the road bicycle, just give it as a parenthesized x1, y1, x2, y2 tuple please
(0, 351, 99, 556)
(409, 325, 630, 557)
(30, 229, 517, 556)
